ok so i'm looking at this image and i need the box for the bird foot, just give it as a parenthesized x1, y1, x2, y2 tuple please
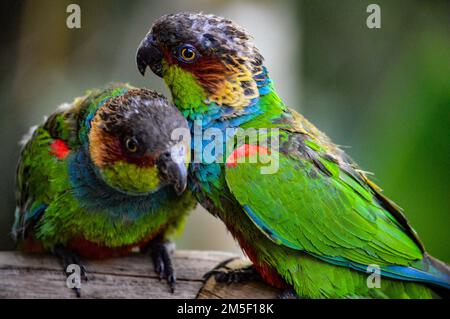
(144, 238, 176, 293)
(203, 257, 261, 284)
(278, 289, 301, 299)
(53, 245, 88, 298)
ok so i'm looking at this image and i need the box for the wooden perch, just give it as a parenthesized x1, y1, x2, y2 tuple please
(0, 251, 281, 299)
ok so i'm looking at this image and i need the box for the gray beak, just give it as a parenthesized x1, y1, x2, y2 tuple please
(136, 34, 163, 77)
(157, 149, 188, 196)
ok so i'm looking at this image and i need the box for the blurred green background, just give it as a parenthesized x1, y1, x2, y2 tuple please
(0, 0, 448, 261)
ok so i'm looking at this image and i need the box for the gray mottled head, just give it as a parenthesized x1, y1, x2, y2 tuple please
(89, 88, 189, 195)
(137, 12, 267, 108)
(152, 12, 261, 61)
(97, 89, 187, 154)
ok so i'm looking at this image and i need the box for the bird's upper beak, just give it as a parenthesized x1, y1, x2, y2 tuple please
(136, 34, 163, 77)
(157, 145, 188, 196)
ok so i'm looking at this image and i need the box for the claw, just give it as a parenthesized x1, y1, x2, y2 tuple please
(203, 257, 260, 284)
(167, 274, 176, 293)
(144, 238, 177, 293)
(278, 289, 301, 299)
(154, 255, 165, 280)
(74, 287, 81, 298)
(53, 245, 88, 298)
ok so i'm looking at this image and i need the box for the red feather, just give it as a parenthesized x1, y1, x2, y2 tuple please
(50, 139, 70, 159)
(227, 224, 288, 290)
(67, 231, 161, 260)
(226, 144, 270, 168)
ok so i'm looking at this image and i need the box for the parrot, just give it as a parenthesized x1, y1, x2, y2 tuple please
(12, 83, 196, 296)
(136, 12, 450, 298)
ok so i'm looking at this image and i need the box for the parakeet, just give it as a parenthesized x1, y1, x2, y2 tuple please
(136, 12, 450, 298)
(12, 83, 195, 296)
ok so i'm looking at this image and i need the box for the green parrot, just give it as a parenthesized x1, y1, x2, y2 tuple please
(12, 83, 195, 296)
(136, 12, 450, 298)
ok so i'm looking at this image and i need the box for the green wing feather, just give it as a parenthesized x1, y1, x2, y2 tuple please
(13, 125, 71, 240)
(14, 83, 135, 240)
(14, 84, 196, 249)
(225, 138, 424, 268)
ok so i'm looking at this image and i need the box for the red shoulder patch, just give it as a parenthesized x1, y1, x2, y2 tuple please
(226, 144, 270, 168)
(50, 139, 70, 159)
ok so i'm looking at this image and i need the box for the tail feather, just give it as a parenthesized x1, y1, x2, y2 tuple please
(381, 253, 450, 290)
(420, 253, 450, 287)
(316, 252, 450, 291)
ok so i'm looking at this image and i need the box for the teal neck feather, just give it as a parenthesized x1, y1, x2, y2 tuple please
(68, 147, 173, 219)
(79, 86, 130, 146)
(171, 66, 286, 170)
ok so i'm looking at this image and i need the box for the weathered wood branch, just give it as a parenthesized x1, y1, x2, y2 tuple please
(0, 251, 281, 298)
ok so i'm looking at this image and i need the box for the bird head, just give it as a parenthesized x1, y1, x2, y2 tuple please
(136, 12, 266, 113)
(88, 89, 189, 195)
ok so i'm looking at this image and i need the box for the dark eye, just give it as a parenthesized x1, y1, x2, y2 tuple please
(177, 44, 199, 63)
(125, 137, 139, 153)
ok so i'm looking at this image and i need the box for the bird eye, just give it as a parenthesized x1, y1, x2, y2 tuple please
(125, 137, 139, 153)
(177, 44, 199, 63)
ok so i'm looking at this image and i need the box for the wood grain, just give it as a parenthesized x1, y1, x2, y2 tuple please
(0, 251, 281, 299)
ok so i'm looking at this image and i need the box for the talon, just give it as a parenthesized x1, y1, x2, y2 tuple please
(204, 257, 260, 284)
(53, 245, 87, 298)
(278, 289, 301, 299)
(145, 237, 177, 293)
(156, 259, 165, 280)
(168, 274, 176, 293)
(202, 257, 236, 281)
(74, 287, 81, 298)
(80, 265, 89, 282)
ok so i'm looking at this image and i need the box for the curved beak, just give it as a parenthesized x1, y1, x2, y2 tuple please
(157, 147, 188, 196)
(136, 34, 163, 77)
